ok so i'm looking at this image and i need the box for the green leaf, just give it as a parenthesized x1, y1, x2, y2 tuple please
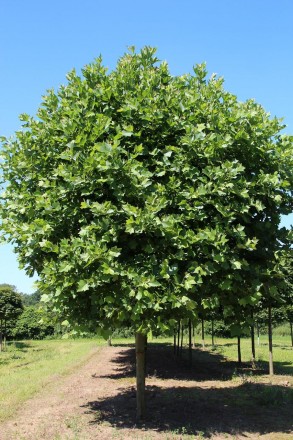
(77, 280, 90, 292)
(95, 142, 112, 153)
(231, 260, 242, 270)
(184, 275, 196, 290)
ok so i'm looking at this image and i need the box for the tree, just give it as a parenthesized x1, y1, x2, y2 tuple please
(21, 290, 42, 307)
(1, 47, 292, 418)
(0, 284, 23, 350)
(12, 305, 55, 340)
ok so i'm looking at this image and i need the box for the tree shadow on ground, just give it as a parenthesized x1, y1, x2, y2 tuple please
(85, 344, 293, 437)
(12, 341, 31, 350)
(97, 343, 267, 382)
(0, 341, 32, 365)
(84, 383, 293, 438)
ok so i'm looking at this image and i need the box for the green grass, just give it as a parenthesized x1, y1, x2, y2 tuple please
(0, 338, 101, 422)
(195, 333, 293, 375)
(148, 331, 292, 376)
(273, 323, 292, 337)
(0, 334, 292, 429)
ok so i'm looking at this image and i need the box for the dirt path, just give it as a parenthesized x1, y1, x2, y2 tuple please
(0, 345, 292, 440)
(0, 345, 122, 440)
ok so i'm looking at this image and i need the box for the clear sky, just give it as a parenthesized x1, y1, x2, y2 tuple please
(0, 0, 292, 293)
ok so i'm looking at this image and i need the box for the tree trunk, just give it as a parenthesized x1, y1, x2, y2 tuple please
(211, 319, 215, 348)
(290, 322, 293, 348)
(237, 336, 242, 364)
(257, 322, 260, 346)
(177, 321, 180, 357)
(173, 328, 176, 355)
(144, 335, 148, 377)
(251, 310, 256, 367)
(268, 305, 274, 376)
(180, 323, 184, 357)
(135, 332, 147, 420)
(188, 319, 192, 366)
(192, 322, 195, 348)
(107, 336, 112, 346)
(201, 318, 205, 349)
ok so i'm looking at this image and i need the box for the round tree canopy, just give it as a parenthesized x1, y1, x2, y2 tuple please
(1, 47, 292, 333)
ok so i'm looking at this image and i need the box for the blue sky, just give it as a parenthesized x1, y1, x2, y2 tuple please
(0, 0, 292, 293)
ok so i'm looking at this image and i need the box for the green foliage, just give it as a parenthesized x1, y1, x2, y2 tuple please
(0, 47, 292, 334)
(111, 326, 134, 338)
(0, 285, 23, 347)
(204, 320, 231, 338)
(20, 290, 42, 307)
(11, 306, 55, 340)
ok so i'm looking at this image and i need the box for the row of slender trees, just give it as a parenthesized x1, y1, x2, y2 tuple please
(173, 301, 293, 374)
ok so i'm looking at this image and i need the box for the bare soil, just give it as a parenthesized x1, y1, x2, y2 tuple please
(0, 343, 292, 440)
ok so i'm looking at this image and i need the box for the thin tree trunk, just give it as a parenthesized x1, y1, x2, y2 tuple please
(268, 305, 274, 376)
(211, 319, 215, 348)
(177, 321, 180, 357)
(107, 336, 112, 346)
(192, 322, 195, 348)
(237, 336, 242, 364)
(173, 328, 176, 355)
(135, 332, 146, 420)
(188, 319, 192, 366)
(257, 322, 260, 346)
(290, 322, 293, 348)
(201, 318, 205, 349)
(180, 323, 184, 357)
(251, 310, 256, 367)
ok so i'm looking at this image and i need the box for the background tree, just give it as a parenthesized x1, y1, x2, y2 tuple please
(1, 47, 292, 417)
(21, 290, 42, 307)
(0, 284, 23, 351)
(11, 305, 55, 340)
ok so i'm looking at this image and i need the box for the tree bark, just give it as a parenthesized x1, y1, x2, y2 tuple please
(192, 322, 195, 348)
(201, 318, 205, 349)
(251, 310, 256, 367)
(237, 336, 242, 364)
(257, 322, 260, 346)
(188, 319, 192, 366)
(290, 321, 293, 348)
(268, 305, 274, 375)
(177, 321, 180, 357)
(144, 335, 148, 377)
(173, 328, 176, 355)
(135, 332, 147, 420)
(107, 336, 112, 346)
(180, 323, 184, 357)
(211, 319, 215, 348)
